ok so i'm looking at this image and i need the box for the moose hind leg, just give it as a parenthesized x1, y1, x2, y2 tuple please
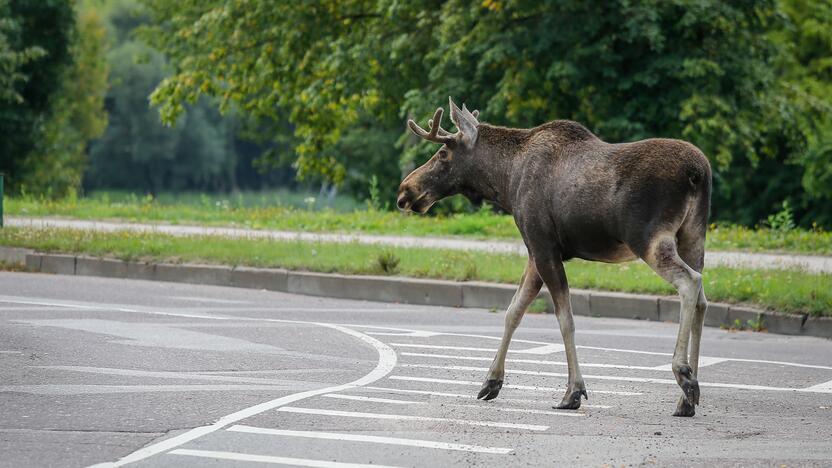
(478, 258, 542, 401)
(643, 234, 702, 417)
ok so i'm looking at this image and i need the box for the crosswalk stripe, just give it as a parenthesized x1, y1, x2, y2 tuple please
(169, 449, 401, 467)
(362, 386, 613, 408)
(322, 394, 424, 405)
(400, 352, 666, 371)
(227, 425, 512, 454)
(276, 406, 549, 431)
(388, 376, 642, 395)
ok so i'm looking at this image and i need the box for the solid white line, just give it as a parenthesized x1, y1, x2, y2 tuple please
(388, 376, 643, 396)
(37, 365, 300, 386)
(321, 394, 424, 405)
(651, 357, 729, 371)
(400, 364, 827, 393)
(92, 323, 397, 467)
(400, 352, 668, 371)
(227, 425, 512, 454)
(805, 379, 832, 392)
(277, 406, 548, 431)
(442, 403, 584, 417)
(362, 386, 612, 409)
(390, 343, 497, 352)
(514, 344, 565, 354)
(169, 449, 401, 468)
(577, 345, 672, 356)
(366, 331, 442, 337)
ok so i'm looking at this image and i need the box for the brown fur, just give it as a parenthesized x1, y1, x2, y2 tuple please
(400, 100, 712, 416)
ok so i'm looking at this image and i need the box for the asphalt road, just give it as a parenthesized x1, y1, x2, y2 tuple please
(1, 272, 830, 468)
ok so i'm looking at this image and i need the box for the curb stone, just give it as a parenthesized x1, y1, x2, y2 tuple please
(1, 248, 829, 339)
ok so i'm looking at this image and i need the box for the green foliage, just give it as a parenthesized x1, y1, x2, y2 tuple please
(765, 201, 796, 232)
(19, 7, 109, 197)
(367, 175, 382, 211)
(528, 298, 549, 314)
(137, 0, 832, 226)
(376, 250, 400, 275)
(0, 0, 75, 193)
(85, 2, 240, 194)
(721, 317, 766, 332)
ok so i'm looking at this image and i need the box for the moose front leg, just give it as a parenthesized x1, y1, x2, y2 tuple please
(535, 255, 587, 410)
(477, 258, 543, 400)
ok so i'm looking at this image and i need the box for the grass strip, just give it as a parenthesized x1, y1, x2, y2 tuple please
(6, 197, 832, 255)
(1, 227, 829, 317)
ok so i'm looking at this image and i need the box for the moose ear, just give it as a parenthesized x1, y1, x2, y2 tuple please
(449, 97, 478, 147)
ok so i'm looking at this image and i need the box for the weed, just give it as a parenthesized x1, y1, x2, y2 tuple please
(376, 250, 400, 275)
(765, 201, 796, 232)
(721, 316, 766, 332)
(367, 175, 382, 211)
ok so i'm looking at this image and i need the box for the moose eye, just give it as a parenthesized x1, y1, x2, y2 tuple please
(437, 149, 451, 160)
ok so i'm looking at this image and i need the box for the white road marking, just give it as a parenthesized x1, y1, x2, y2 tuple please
(514, 343, 565, 354)
(171, 296, 251, 304)
(277, 406, 549, 431)
(169, 449, 401, 468)
(367, 324, 832, 371)
(366, 330, 442, 337)
(804, 379, 832, 392)
(390, 343, 497, 352)
(5, 295, 829, 371)
(362, 386, 613, 408)
(90, 322, 397, 467)
(400, 352, 668, 371)
(401, 364, 832, 393)
(442, 403, 585, 417)
(388, 376, 642, 396)
(322, 394, 424, 405)
(0, 350, 22, 354)
(36, 365, 304, 386)
(0, 384, 308, 395)
(651, 357, 729, 371)
(227, 425, 512, 454)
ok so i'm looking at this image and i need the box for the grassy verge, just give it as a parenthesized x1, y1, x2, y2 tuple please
(1, 227, 829, 317)
(6, 196, 832, 255)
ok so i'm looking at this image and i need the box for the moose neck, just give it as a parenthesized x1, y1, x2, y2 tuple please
(460, 124, 528, 214)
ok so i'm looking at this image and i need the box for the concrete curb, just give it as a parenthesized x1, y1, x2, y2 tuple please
(1, 247, 829, 339)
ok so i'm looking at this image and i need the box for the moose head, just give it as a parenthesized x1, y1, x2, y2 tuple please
(396, 98, 480, 213)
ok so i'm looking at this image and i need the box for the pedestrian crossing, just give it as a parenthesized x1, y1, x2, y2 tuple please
(142, 322, 832, 468)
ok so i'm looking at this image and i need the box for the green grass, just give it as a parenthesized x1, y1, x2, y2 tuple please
(1, 226, 829, 317)
(6, 195, 832, 254)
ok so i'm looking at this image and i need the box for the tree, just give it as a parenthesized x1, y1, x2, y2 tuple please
(0, 0, 75, 194)
(19, 6, 109, 197)
(142, 0, 829, 224)
(85, 0, 279, 195)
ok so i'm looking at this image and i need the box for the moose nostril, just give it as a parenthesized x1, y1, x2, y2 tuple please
(396, 195, 408, 210)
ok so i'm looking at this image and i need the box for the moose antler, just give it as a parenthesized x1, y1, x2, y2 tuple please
(408, 108, 456, 145)
(427, 109, 479, 137)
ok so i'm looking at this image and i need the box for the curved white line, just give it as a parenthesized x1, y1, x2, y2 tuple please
(89, 322, 397, 467)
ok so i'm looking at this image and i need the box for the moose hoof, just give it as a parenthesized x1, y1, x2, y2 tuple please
(672, 396, 696, 417)
(675, 365, 700, 406)
(477, 379, 503, 401)
(555, 389, 587, 410)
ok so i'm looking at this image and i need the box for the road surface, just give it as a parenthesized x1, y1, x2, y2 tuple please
(1, 272, 830, 467)
(8, 216, 832, 273)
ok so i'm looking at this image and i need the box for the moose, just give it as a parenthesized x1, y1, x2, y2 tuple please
(398, 98, 711, 416)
